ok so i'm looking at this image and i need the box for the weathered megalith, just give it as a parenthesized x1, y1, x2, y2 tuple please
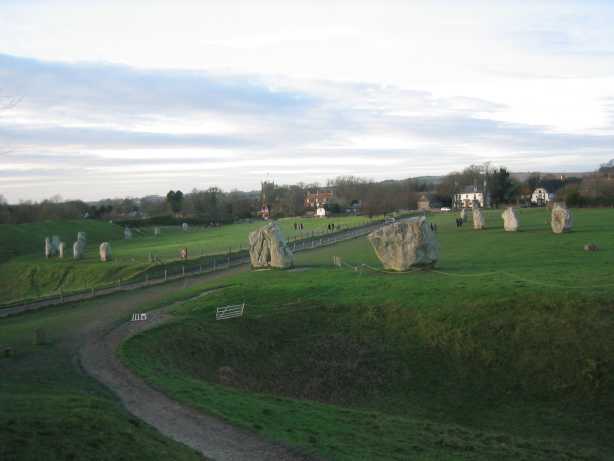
(58, 242, 66, 258)
(248, 222, 294, 269)
(367, 216, 438, 271)
(551, 203, 572, 234)
(182, 222, 189, 231)
(124, 226, 132, 240)
(472, 201, 485, 230)
(501, 207, 519, 232)
(99, 242, 112, 262)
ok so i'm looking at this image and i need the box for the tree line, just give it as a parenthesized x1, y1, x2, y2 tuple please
(2, 161, 613, 224)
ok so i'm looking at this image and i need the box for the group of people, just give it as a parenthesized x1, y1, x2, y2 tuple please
(327, 223, 337, 231)
(455, 218, 465, 228)
(293, 222, 305, 231)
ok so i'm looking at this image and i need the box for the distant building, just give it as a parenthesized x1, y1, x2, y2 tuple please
(304, 190, 333, 209)
(454, 186, 484, 209)
(531, 188, 553, 206)
(417, 193, 431, 211)
(259, 205, 270, 219)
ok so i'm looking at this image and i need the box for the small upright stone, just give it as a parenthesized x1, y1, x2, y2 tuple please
(551, 202, 572, 234)
(367, 216, 438, 271)
(501, 207, 519, 232)
(51, 235, 61, 253)
(182, 222, 189, 231)
(58, 242, 66, 258)
(248, 222, 294, 269)
(99, 242, 112, 262)
(472, 201, 485, 230)
(154, 227, 160, 236)
(124, 226, 132, 240)
(44, 237, 53, 258)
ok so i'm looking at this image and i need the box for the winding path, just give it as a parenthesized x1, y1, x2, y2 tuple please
(79, 269, 314, 461)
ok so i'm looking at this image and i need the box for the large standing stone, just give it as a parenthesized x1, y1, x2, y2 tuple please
(551, 203, 572, 234)
(99, 242, 112, 262)
(248, 222, 294, 269)
(124, 226, 132, 240)
(367, 216, 438, 271)
(472, 201, 485, 230)
(501, 207, 519, 232)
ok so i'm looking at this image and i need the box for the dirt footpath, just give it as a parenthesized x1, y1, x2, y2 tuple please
(79, 272, 314, 461)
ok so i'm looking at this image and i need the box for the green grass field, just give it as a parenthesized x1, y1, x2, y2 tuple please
(0, 215, 375, 304)
(121, 208, 614, 460)
(0, 285, 206, 461)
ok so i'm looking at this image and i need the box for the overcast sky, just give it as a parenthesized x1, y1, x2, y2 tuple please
(1, 0, 614, 202)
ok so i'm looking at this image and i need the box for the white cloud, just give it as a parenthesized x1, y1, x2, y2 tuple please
(1, 1, 614, 201)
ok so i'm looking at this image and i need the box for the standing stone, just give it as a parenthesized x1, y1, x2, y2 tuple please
(367, 216, 438, 271)
(472, 201, 485, 230)
(551, 202, 572, 234)
(182, 222, 189, 231)
(99, 242, 112, 262)
(124, 226, 132, 240)
(154, 227, 160, 236)
(460, 208, 468, 221)
(248, 222, 294, 269)
(58, 242, 66, 258)
(501, 207, 519, 232)
(44, 237, 53, 258)
(73, 232, 87, 259)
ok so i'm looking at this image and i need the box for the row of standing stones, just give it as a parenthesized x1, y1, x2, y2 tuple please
(44, 232, 112, 262)
(245, 204, 579, 273)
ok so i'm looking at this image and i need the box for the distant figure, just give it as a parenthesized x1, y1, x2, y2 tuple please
(332, 223, 335, 230)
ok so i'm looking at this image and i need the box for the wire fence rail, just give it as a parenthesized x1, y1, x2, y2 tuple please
(0, 220, 384, 318)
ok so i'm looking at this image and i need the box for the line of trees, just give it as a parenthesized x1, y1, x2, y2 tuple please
(3, 160, 613, 225)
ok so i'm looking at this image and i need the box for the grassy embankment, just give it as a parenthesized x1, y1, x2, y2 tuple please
(121, 208, 614, 460)
(0, 215, 374, 304)
(0, 287, 205, 461)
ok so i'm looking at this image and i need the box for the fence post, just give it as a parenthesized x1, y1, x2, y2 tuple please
(182, 265, 185, 277)
(164, 269, 167, 281)
(213, 257, 217, 271)
(118, 278, 121, 288)
(199, 265, 203, 273)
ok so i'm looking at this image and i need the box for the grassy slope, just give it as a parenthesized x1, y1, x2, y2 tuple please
(0, 293, 204, 461)
(0, 216, 374, 304)
(121, 208, 614, 460)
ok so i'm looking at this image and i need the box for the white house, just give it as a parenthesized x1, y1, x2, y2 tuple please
(316, 206, 327, 217)
(531, 188, 553, 206)
(454, 186, 484, 209)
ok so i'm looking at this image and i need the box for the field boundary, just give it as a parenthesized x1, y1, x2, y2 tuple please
(0, 221, 383, 318)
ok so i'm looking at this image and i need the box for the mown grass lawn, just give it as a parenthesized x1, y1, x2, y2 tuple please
(0, 215, 375, 304)
(121, 207, 614, 460)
